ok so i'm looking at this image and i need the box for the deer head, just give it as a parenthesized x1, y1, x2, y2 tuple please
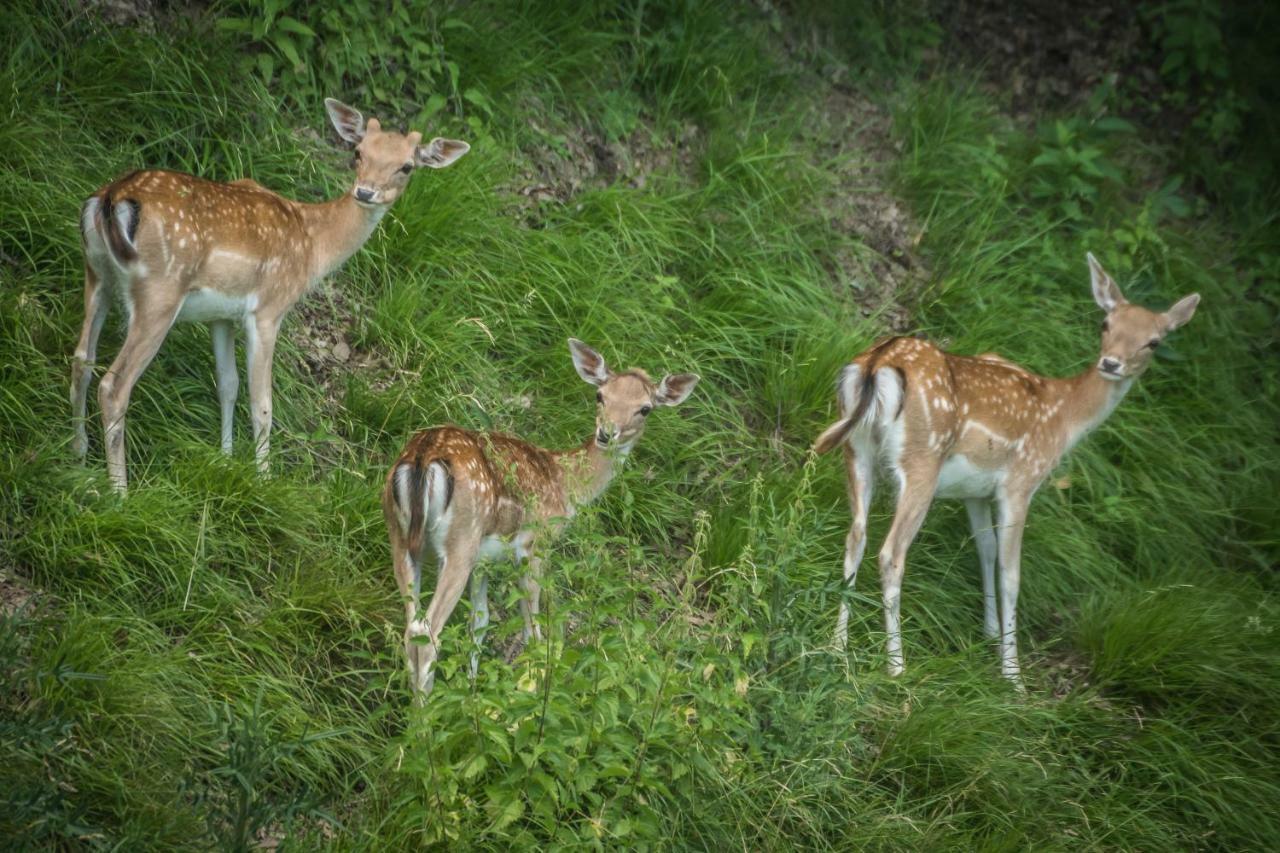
(1088, 253, 1200, 382)
(324, 98, 470, 208)
(568, 339, 699, 451)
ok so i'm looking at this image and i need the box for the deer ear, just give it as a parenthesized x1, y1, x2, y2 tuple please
(1163, 293, 1200, 331)
(568, 339, 611, 386)
(1088, 252, 1126, 312)
(416, 137, 471, 169)
(325, 98, 366, 144)
(655, 373, 700, 407)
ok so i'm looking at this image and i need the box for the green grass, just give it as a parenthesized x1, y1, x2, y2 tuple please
(2, 0, 1277, 848)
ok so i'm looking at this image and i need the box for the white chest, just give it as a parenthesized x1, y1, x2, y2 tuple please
(935, 454, 1003, 499)
(176, 289, 258, 323)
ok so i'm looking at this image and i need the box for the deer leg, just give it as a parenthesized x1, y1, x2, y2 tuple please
(995, 492, 1030, 688)
(468, 571, 490, 680)
(409, 530, 480, 699)
(389, 532, 423, 690)
(210, 320, 238, 455)
(877, 465, 940, 676)
(836, 440, 873, 648)
(98, 292, 181, 493)
(71, 265, 110, 459)
(964, 498, 1000, 641)
(516, 541, 544, 643)
(245, 313, 280, 473)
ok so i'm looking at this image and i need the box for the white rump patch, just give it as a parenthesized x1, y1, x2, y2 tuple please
(393, 463, 413, 534)
(836, 364, 861, 416)
(872, 369, 903, 428)
(81, 197, 100, 238)
(112, 202, 138, 254)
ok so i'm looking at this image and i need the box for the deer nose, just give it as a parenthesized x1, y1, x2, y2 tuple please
(1099, 357, 1122, 374)
(355, 187, 376, 203)
(596, 428, 610, 446)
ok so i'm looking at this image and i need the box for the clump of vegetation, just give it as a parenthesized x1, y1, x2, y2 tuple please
(1, 0, 1276, 847)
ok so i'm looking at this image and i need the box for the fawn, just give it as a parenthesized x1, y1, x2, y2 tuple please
(814, 254, 1199, 685)
(382, 339, 699, 698)
(72, 98, 469, 491)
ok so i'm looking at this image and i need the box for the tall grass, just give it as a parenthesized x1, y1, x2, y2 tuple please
(1, 0, 1276, 848)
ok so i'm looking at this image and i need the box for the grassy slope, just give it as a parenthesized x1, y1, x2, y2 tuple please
(1, 1, 1277, 848)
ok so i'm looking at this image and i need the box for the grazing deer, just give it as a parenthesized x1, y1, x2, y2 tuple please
(814, 255, 1199, 685)
(382, 339, 699, 698)
(71, 99, 469, 492)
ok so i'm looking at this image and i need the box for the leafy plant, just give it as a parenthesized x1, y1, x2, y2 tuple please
(214, 0, 466, 119)
(1027, 115, 1131, 223)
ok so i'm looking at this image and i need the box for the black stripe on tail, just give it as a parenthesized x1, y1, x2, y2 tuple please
(398, 458, 454, 561)
(813, 337, 904, 454)
(102, 196, 141, 264)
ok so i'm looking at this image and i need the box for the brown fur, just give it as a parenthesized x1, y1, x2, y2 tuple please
(70, 100, 469, 491)
(381, 340, 699, 699)
(815, 256, 1200, 685)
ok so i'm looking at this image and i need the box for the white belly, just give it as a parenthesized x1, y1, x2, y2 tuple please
(476, 535, 516, 563)
(935, 454, 1002, 499)
(176, 289, 257, 323)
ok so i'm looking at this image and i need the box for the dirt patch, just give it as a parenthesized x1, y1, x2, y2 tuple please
(287, 285, 396, 408)
(798, 80, 926, 332)
(929, 0, 1145, 123)
(1, 566, 36, 617)
(502, 96, 702, 227)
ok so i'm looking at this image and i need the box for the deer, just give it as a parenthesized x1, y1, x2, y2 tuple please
(381, 339, 699, 699)
(71, 98, 469, 492)
(813, 254, 1199, 687)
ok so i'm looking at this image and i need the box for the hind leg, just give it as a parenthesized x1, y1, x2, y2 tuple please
(71, 264, 110, 459)
(835, 439, 873, 648)
(409, 530, 481, 700)
(877, 462, 941, 676)
(98, 287, 182, 493)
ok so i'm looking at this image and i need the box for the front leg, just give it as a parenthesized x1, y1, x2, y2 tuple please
(964, 498, 1000, 641)
(244, 313, 280, 473)
(515, 533, 544, 643)
(210, 320, 238, 455)
(995, 491, 1031, 689)
(468, 570, 490, 680)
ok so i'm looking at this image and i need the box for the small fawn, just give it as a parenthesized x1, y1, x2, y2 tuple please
(72, 99, 469, 492)
(814, 254, 1199, 685)
(382, 340, 699, 698)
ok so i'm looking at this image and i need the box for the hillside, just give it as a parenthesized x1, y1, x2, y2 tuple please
(2, 0, 1277, 848)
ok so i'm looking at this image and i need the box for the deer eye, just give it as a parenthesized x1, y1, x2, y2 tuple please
(596, 391, 603, 404)
(1101, 319, 1110, 333)
(1145, 338, 1160, 349)
(399, 163, 413, 174)
(639, 405, 652, 417)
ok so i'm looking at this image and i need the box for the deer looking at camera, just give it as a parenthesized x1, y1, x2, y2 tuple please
(382, 339, 699, 699)
(814, 254, 1199, 686)
(71, 99, 469, 492)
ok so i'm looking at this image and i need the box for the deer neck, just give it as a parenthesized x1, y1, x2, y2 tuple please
(299, 192, 388, 282)
(559, 437, 628, 510)
(1052, 365, 1135, 453)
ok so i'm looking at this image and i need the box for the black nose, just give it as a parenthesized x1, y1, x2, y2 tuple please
(355, 188, 375, 203)
(596, 428, 610, 446)
(1100, 358, 1121, 373)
